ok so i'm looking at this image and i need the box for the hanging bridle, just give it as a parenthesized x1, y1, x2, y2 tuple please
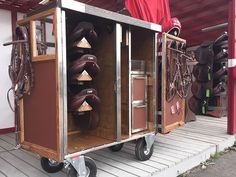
(4, 26, 34, 111)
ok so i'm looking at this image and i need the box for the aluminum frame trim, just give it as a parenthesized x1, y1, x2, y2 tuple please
(154, 32, 158, 132)
(115, 23, 122, 142)
(161, 33, 167, 132)
(56, 8, 65, 161)
(61, 10, 68, 157)
(60, 0, 161, 32)
(128, 27, 132, 136)
(64, 132, 155, 159)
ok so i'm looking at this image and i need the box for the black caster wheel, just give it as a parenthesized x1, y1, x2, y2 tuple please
(41, 157, 64, 173)
(109, 143, 124, 152)
(135, 138, 154, 161)
(67, 157, 97, 177)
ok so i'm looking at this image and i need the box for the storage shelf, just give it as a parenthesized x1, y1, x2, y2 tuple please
(68, 133, 113, 154)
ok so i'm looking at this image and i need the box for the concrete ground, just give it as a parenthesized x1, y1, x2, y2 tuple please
(182, 149, 236, 177)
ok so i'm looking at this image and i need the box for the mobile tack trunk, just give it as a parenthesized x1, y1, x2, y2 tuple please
(15, 0, 161, 176)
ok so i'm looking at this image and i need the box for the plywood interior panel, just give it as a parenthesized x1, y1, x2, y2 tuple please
(91, 27, 116, 140)
(23, 60, 57, 150)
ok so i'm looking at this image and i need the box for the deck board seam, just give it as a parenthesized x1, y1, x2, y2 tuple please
(93, 151, 153, 174)
(0, 156, 29, 177)
(9, 150, 53, 177)
(0, 169, 7, 177)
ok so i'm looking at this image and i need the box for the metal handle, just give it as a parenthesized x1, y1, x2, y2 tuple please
(134, 105, 147, 108)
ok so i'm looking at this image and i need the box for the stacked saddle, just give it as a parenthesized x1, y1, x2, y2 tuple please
(189, 32, 228, 115)
(67, 22, 100, 130)
(189, 42, 214, 114)
(208, 32, 228, 117)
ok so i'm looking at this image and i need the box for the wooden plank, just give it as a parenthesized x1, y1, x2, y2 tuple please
(0, 135, 16, 145)
(125, 143, 188, 159)
(163, 133, 214, 146)
(0, 156, 27, 177)
(172, 132, 225, 146)
(184, 122, 226, 131)
(0, 146, 5, 152)
(194, 120, 227, 128)
(0, 139, 15, 150)
(89, 153, 150, 176)
(0, 171, 6, 177)
(182, 124, 227, 135)
(122, 145, 178, 166)
(10, 150, 66, 177)
(101, 149, 165, 170)
(96, 169, 117, 177)
(155, 142, 198, 154)
(21, 149, 39, 159)
(174, 127, 225, 139)
(158, 133, 212, 147)
(94, 150, 158, 173)
(154, 145, 192, 158)
(196, 117, 227, 124)
(0, 152, 49, 177)
(30, 20, 37, 58)
(196, 115, 227, 122)
(17, 8, 56, 25)
(91, 158, 138, 177)
(5, 133, 16, 139)
(121, 146, 171, 169)
(176, 127, 231, 139)
(155, 137, 207, 152)
(32, 55, 56, 62)
(165, 133, 218, 145)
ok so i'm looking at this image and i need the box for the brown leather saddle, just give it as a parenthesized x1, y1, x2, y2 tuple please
(69, 54, 100, 82)
(188, 96, 208, 114)
(69, 21, 97, 48)
(193, 63, 212, 82)
(191, 81, 212, 99)
(195, 42, 214, 64)
(69, 88, 100, 130)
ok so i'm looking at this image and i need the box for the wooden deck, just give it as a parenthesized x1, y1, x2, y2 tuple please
(0, 116, 235, 177)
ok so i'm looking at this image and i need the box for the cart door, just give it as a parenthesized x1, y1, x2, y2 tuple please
(17, 8, 63, 161)
(159, 33, 186, 133)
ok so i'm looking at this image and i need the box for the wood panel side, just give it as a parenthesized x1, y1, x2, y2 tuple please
(162, 33, 186, 133)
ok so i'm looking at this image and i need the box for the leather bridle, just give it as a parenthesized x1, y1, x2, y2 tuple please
(4, 26, 33, 111)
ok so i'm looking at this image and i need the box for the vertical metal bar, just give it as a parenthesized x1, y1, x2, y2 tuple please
(56, 8, 67, 160)
(115, 23, 122, 141)
(227, 0, 236, 135)
(128, 27, 132, 136)
(61, 10, 68, 157)
(154, 32, 158, 132)
(161, 33, 167, 133)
